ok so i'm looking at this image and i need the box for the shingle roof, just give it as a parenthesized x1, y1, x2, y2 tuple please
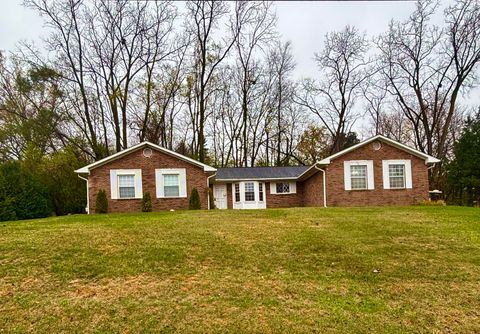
(215, 166, 311, 181)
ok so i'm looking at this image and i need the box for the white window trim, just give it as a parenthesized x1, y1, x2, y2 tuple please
(110, 169, 142, 200)
(155, 168, 187, 198)
(270, 182, 297, 195)
(244, 182, 256, 202)
(344, 160, 374, 191)
(234, 183, 241, 202)
(382, 160, 412, 189)
(232, 181, 266, 209)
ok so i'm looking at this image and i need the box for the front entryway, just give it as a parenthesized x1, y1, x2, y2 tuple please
(232, 181, 266, 209)
(213, 184, 228, 209)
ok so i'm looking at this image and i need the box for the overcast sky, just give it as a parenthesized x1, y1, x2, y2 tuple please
(1, 0, 478, 109)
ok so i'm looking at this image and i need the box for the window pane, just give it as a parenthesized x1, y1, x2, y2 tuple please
(164, 185, 179, 197)
(234, 183, 240, 202)
(119, 187, 135, 198)
(245, 182, 255, 201)
(118, 175, 135, 187)
(350, 165, 367, 190)
(350, 165, 366, 177)
(259, 183, 264, 201)
(163, 174, 179, 197)
(163, 174, 179, 186)
(389, 164, 405, 188)
(276, 183, 290, 193)
(118, 175, 135, 198)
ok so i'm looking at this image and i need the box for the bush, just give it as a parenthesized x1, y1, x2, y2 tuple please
(418, 200, 446, 206)
(0, 197, 16, 221)
(95, 189, 108, 213)
(141, 192, 152, 212)
(189, 188, 201, 210)
(0, 161, 51, 220)
(37, 146, 87, 215)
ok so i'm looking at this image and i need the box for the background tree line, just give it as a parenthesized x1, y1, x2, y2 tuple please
(0, 0, 479, 220)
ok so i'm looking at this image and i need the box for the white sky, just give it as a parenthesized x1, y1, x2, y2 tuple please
(1, 0, 478, 111)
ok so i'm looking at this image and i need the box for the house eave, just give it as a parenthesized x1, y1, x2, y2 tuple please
(75, 142, 217, 174)
(214, 177, 299, 182)
(316, 135, 440, 165)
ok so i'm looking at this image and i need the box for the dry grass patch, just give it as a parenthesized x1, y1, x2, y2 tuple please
(0, 206, 479, 333)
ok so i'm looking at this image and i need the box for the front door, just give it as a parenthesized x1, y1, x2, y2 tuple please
(213, 184, 228, 209)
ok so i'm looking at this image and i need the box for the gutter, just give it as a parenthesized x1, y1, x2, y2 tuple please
(206, 173, 217, 210)
(314, 165, 327, 208)
(77, 174, 90, 214)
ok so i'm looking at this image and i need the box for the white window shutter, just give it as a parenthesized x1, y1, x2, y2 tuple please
(344, 162, 352, 190)
(110, 170, 118, 199)
(270, 182, 277, 194)
(367, 161, 375, 190)
(155, 169, 164, 198)
(382, 161, 390, 189)
(290, 182, 297, 193)
(405, 160, 413, 189)
(134, 169, 143, 198)
(179, 169, 187, 198)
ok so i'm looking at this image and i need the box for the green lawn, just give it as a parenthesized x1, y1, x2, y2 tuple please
(1, 206, 479, 333)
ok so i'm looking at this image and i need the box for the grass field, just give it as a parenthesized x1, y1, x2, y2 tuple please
(1, 206, 479, 333)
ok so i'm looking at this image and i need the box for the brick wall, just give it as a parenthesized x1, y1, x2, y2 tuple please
(303, 172, 325, 207)
(323, 140, 429, 207)
(88, 148, 211, 213)
(265, 182, 304, 208)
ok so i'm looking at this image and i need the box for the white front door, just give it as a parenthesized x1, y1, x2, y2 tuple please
(213, 184, 228, 209)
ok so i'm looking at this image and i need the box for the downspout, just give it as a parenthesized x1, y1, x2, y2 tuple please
(77, 174, 90, 214)
(207, 173, 217, 210)
(314, 165, 327, 208)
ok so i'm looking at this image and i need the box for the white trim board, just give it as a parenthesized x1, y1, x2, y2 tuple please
(317, 135, 440, 165)
(75, 141, 216, 174)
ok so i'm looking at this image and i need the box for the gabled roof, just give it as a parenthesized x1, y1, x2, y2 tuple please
(75, 141, 217, 174)
(317, 135, 440, 165)
(214, 166, 312, 181)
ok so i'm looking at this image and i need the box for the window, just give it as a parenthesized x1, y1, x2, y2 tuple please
(350, 165, 367, 190)
(276, 182, 290, 194)
(110, 169, 142, 199)
(259, 183, 264, 201)
(163, 174, 179, 197)
(244, 182, 255, 201)
(155, 168, 187, 198)
(118, 174, 135, 199)
(344, 160, 374, 190)
(382, 160, 412, 190)
(389, 164, 405, 188)
(234, 183, 240, 202)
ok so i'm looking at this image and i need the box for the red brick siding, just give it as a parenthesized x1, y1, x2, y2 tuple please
(303, 172, 325, 207)
(324, 140, 429, 207)
(266, 182, 304, 208)
(88, 148, 210, 213)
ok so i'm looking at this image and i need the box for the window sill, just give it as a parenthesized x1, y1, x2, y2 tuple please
(347, 189, 373, 191)
(272, 192, 296, 195)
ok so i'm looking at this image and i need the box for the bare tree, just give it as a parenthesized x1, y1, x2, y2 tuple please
(376, 0, 480, 185)
(233, 1, 277, 166)
(296, 25, 371, 154)
(185, 0, 241, 162)
(267, 41, 296, 165)
(26, 0, 177, 157)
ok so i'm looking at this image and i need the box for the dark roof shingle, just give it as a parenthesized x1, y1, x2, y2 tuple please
(215, 166, 310, 181)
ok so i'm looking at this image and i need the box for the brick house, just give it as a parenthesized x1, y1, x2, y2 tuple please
(75, 135, 439, 213)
